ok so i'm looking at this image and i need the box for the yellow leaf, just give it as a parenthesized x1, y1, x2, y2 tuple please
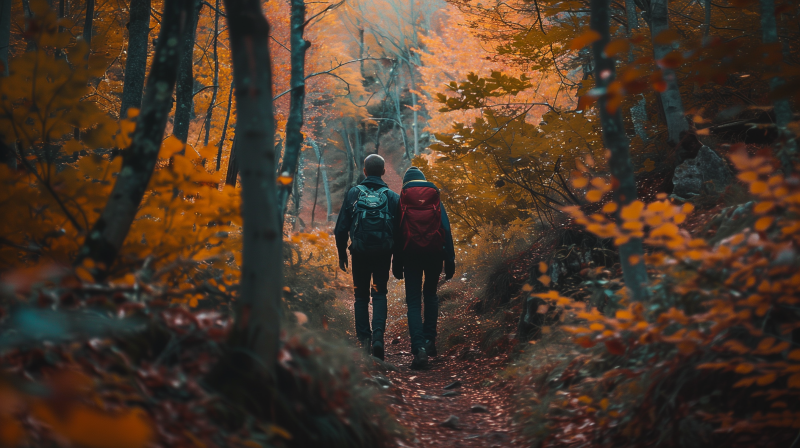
(538, 275, 551, 287)
(160, 136, 185, 158)
(578, 395, 593, 404)
(539, 262, 548, 273)
(754, 216, 773, 231)
(602, 203, 618, 214)
(621, 201, 645, 221)
(586, 190, 603, 202)
(522, 284, 533, 292)
(599, 398, 609, 411)
(615, 310, 633, 320)
(734, 363, 755, 374)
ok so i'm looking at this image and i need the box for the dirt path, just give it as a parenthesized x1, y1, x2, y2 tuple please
(380, 334, 528, 448)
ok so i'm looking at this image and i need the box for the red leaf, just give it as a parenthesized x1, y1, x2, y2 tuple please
(604, 339, 626, 355)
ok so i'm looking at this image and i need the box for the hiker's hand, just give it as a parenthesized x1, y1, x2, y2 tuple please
(339, 258, 348, 272)
(444, 259, 455, 281)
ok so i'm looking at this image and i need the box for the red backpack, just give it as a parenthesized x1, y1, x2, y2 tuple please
(400, 185, 444, 254)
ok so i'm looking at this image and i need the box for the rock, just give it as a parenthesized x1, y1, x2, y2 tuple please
(470, 404, 489, 413)
(391, 336, 401, 345)
(443, 380, 462, 390)
(440, 415, 460, 429)
(372, 374, 393, 387)
(370, 357, 398, 372)
(442, 391, 460, 397)
(672, 146, 732, 198)
(420, 394, 440, 401)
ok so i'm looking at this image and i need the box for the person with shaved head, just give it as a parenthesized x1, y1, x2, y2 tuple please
(334, 154, 400, 361)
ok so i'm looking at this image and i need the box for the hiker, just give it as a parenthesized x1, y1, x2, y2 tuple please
(393, 167, 456, 369)
(334, 154, 400, 361)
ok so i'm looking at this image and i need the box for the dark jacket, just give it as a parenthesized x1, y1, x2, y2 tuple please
(334, 176, 401, 261)
(392, 179, 456, 278)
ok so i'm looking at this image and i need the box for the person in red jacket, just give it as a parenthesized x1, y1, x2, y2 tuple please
(392, 167, 456, 369)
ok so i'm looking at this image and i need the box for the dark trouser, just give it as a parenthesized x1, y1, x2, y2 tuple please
(404, 254, 443, 354)
(351, 252, 391, 344)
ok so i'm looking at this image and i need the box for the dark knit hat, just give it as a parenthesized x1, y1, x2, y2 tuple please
(403, 166, 426, 185)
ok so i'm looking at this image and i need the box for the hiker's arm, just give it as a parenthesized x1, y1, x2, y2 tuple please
(441, 204, 456, 280)
(334, 190, 352, 270)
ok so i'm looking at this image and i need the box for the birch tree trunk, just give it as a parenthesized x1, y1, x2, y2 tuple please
(309, 138, 331, 222)
(759, 0, 797, 168)
(119, 0, 151, 118)
(76, 0, 194, 274)
(647, 0, 689, 147)
(277, 0, 310, 227)
(172, 0, 201, 147)
(591, 0, 650, 302)
(406, 61, 420, 156)
(223, 0, 281, 375)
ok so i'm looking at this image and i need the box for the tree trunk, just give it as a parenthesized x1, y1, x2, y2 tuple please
(625, 0, 648, 143)
(0, 0, 8, 75)
(82, 0, 94, 51)
(703, 0, 711, 39)
(647, 0, 688, 147)
(354, 120, 364, 184)
(759, 0, 797, 169)
(172, 0, 201, 147)
(339, 128, 354, 189)
(203, 0, 220, 146)
(223, 0, 281, 376)
(76, 0, 194, 274)
(309, 138, 331, 222)
(225, 135, 239, 186)
(216, 85, 234, 171)
(591, 0, 649, 302)
(406, 61, 420, 156)
(276, 0, 310, 228)
(119, 0, 151, 118)
(291, 151, 304, 230)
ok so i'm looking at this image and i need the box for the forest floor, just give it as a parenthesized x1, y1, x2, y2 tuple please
(344, 280, 529, 448)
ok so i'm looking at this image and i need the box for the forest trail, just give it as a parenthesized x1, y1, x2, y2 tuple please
(379, 334, 528, 448)
(347, 278, 529, 448)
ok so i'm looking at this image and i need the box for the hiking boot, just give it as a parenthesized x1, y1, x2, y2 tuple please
(360, 338, 372, 356)
(372, 339, 385, 361)
(424, 339, 437, 357)
(411, 347, 429, 370)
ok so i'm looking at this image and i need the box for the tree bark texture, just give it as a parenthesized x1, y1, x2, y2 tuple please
(82, 0, 94, 50)
(172, 0, 201, 145)
(203, 0, 220, 146)
(625, 0, 649, 143)
(223, 0, 282, 373)
(216, 84, 234, 171)
(591, 0, 650, 302)
(759, 0, 797, 167)
(309, 138, 331, 222)
(647, 0, 688, 146)
(277, 0, 310, 227)
(119, 0, 151, 118)
(76, 0, 194, 273)
(1, 0, 10, 76)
